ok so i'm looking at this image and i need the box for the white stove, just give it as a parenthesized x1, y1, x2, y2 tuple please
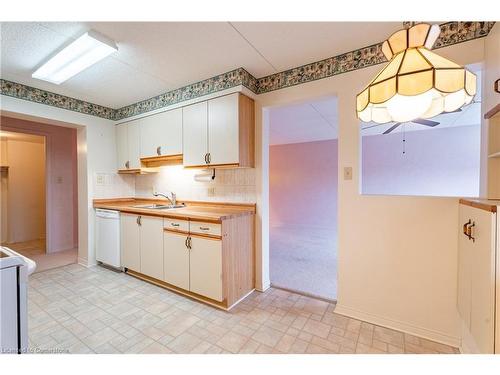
(0, 247, 36, 354)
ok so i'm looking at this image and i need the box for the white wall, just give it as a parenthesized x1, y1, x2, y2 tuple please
(254, 38, 486, 346)
(0, 96, 117, 266)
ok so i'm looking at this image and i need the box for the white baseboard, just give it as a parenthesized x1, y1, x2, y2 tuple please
(256, 281, 271, 292)
(77, 257, 97, 268)
(335, 303, 460, 348)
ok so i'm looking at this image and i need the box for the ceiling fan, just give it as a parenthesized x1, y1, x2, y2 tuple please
(361, 108, 463, 134)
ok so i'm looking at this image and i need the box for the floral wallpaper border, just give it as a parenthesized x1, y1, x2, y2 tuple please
(0, 22, 495, 121)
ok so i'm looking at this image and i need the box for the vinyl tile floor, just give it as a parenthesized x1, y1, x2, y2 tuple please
(27, 264, 459, 354)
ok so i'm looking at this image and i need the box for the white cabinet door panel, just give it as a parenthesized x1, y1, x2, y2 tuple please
(189, 236, 223, 301)
(140, 109, 183, 158)
(208, 93, 239, 165)
(116, 123, 128, 170)
(469, 208, 496, 354)
(128, 120, 141, 169)
(183, 101, 208, 167)
(458, 205, 473, 328)
(120, 214, 140, 272)
(163, 231, 190, 290)
(140, 216, 164, 280)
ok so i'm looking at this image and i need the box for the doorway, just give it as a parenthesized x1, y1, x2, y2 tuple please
(268, 96, 338, 301)
(0, 118, 79, 272)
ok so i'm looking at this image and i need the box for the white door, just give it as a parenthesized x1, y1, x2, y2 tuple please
(208, 93, 239, 166)
(469, 208, 496, 354)
(140, 108, 183, 158)
(128, 120, 141, 168)
(116, 123, 129, 170)
(183, 101, 208, 167)
(139, 216, 164, 280)
(189, 235, 223, 301)
(120, 214, 140, 272)
(163, 230, 190, 290)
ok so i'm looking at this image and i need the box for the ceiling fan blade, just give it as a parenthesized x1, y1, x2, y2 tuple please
(383, 123, 401, 134)
(413, 118, 440, 127)
(361, 123, 385, 131)
(446, 108, 463, 113)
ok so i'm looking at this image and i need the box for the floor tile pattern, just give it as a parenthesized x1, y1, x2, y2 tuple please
(27, 265, 459, 354)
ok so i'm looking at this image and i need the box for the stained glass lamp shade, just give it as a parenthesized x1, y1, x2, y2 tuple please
(356, 23, 477, 123)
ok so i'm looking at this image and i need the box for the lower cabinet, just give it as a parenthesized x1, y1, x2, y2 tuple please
(189, 235, 223, 302)
(120, 213, 163, 279)
(120, 214, 140, 271)
(457, 200, 498, 353)
(139, 216, 164, 280)
(163, 228, 223, 302)
(163, 230, 190, 290)
(120, 211, 254, 310)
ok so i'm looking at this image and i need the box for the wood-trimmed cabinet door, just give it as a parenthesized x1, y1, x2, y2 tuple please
(208, 93, 239, 166)
(189, 235, 223, 302)
(163, 230, 190, 290)
(127, 120, 141, 169)
(139, 216, 164, 280)
(140, 108, 183, 158)
(120, 214, 140, 272)
(116, 123, 129, 170)
(182, 101, 208, 167)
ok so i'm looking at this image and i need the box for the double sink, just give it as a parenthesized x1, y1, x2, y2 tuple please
(131, 203, 185, 210)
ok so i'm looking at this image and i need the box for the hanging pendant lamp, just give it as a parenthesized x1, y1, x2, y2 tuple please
(356, 23, 477, 124)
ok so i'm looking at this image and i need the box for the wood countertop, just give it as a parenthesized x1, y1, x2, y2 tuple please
(93, 198, 256, 222)
(459, 198, 499, 213)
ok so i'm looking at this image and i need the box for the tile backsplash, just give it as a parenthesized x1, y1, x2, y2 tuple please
(93, 166, 256, 203)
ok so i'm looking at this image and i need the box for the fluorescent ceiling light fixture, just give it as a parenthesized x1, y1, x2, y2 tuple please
(32, 30, 117, 85)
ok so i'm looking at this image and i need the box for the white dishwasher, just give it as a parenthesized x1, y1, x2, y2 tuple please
(95, 209, 121, 269)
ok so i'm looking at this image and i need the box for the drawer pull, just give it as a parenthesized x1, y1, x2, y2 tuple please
(199, 227, 210, 231)
(171, 223, 180, 227)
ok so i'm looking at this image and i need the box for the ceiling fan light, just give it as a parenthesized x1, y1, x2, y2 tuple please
(356, 23, 476, 124)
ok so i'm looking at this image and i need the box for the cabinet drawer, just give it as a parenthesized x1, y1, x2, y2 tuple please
(190, 221, 221, 237)
(164, 218, 189, 232)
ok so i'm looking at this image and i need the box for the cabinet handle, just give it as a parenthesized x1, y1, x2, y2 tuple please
(185, 237, 189, 249)
(157, 146, 162, 156)
(467, 221, 475, 243)
(137, 216, 142, 226)
(199, 227, 209, 231)
(125, 161, 130, 169)
(171, 223, 180, 227)
(185, 236, 192, 250)
(204, 153, 209, 164)
(463, 219, 471, 238)
(208, 153, 211, 164)
(188, 236, 192, 249)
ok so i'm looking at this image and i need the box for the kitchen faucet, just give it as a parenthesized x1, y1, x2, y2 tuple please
(153, 191, 176, 206)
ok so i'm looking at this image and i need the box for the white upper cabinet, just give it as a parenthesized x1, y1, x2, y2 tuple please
(182, 93, 254, 168)
(116, 123, 129, 170)
(183, 101, 208, 167)
(208, 94, 239, 166)
(140, 108, 183, 158)
(128, 120, 141, 169)
(115, 120, 141, 170)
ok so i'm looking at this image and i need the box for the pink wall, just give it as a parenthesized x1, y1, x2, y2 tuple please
(270, 139, 338, 230)
(1, 116, 78, 252)
(362, 125, 481, 197)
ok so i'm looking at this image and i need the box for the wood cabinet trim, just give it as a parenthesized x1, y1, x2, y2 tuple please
(189, 232, 222, 241)
(140, 154, 183, 167)
(459, 198, 498, 213)
(163, 228, 190, 236)
(484, 103, 500, 119)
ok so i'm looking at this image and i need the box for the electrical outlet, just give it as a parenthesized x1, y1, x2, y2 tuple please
(343, 167, 353, 180)
(96, 173, 105, 186)
(207, 187, 216, 197)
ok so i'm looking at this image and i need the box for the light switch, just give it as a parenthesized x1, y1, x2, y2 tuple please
(343, 167, 353, 180)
